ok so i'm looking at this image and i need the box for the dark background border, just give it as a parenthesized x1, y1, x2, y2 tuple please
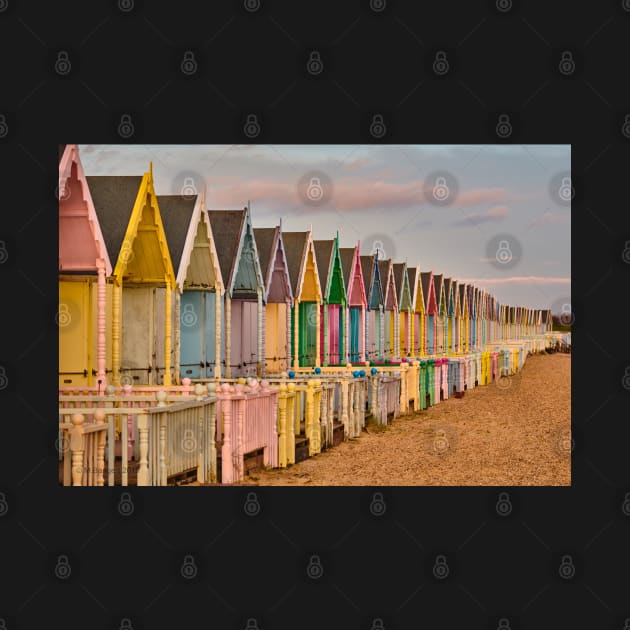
(1, 1, 628, 628)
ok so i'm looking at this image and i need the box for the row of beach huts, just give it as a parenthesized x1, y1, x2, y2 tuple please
(58, 144, 567, 486)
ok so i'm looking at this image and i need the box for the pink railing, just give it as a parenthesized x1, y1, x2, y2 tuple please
(216, 381, 279, 484)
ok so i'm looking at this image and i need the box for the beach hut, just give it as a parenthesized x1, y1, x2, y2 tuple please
(409, 266, 425, 356)
(58, 145, 112, 389)
(314, 235, 347, 366)
(87, 166, 177, 386)
(158, 191, 224, 380)
(433, 274, 445, 354)
(254, 225, 293, 374)
(458, 283, 469, 352)
(421, 272, 437, 355)
(339, 244, 367, 364)
(444, 278, 455, 354)
(452, 280, 461, 353)
(360, 253, 384, 361)
(393, 263, 412, 357)
(283, 229, 323, 368)
(207, 206, 265, 378)
(379, 259, 399, 360)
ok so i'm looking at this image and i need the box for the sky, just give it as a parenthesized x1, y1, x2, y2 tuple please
(78, 144, 571, 311)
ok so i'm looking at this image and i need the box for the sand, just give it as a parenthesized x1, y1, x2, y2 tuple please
(235, 353, 571, 486)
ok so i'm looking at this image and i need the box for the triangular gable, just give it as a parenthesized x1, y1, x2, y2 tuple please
(282, 230, 322, 302)
(458, 283, 468, 317)
(313, 236, 346, 304)
(159, 190, 223, 293)
(380, 260, 398, 311)
(59, 145, 111, 275)
(421, 272, 437, 315)
(88, 167, 175, 285)
(452, 280, 459, 318)
(360, 254, 383, 310)
(393, 263, 411, 311)
(340, 245, 367, 307)
(232, 205, 264, 297)
(444, 278, 454, 316)
(413, 268, 425, 314)
(433, 274, 445, 316)
(254, 226, 292, 303)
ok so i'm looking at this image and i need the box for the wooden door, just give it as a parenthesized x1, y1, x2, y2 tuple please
(299, 301, 317, 367)
(180, 290, 204, 379)
(350, 307, 361, 362)
(121, 286, 153, 385)
(59, 279, 92, 387)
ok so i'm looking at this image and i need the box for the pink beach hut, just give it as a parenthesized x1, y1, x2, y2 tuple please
(58, 144, 112, 389)
(339, 243, 367, 364)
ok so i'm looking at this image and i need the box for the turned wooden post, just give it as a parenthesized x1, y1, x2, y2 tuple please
(70, 413, 85, 486)
(96, 261, 107, 387)
(220, 383, 233, 483)
(341, 375, 349, 439)
(195, 383, 206, 484)
(136, 413, 149, 486)
(112, 281, 121, 386)
(206, 382, 218, 482)
(94, 410, 106, 487)
(257, 287, 264, 377)
(287, 382, 296, 465)
(225, 296, 232, 378)
(278, 383, 288, 467)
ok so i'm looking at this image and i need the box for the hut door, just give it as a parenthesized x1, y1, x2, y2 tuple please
(349, 307, 361, 362)
(204, 292, 218, 378)
(180, 291, 204, 379)
(121, 286, 154, 385)
(299, 302, 317, 367)
(59, 279, 92, 387)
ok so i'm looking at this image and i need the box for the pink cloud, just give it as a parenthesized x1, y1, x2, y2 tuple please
(529, 212, 569, 228)
(344, 158, 371, 170)
(459, 276, 570, 285)
(204, 175, 515, 213)
(454, 204, 510, 226)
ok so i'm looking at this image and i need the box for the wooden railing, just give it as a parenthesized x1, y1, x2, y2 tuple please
(216, 381, 279, 484)
(59, 384, 218, 486)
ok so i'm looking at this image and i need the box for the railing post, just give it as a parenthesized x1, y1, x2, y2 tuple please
(220, 384, 233, 484)
(159, 411, 167, 487)
(95, 410, 106, 487)
(278, 383, 288, 467)
(195, 383, 206, 484)
(341, 374, 349, 439)
(137, 413, 150, 486)
(207, 382, 218, 483)
(305, 380, 316, 455)
(70, 413, 85, 486)
(287, 383, 296, 465)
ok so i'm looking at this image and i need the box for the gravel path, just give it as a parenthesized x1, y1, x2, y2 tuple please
(237, 353, 571, 486)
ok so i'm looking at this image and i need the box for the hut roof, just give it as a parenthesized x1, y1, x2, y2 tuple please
(313, 240, 334, 294)
(86, 175, 144, 263)
(207, 209, 246, 289)
(282, 231, 309, 296)
(253, 227, 277, 283)
(339, 247, 355, 290)
(157, 195, 197, 274)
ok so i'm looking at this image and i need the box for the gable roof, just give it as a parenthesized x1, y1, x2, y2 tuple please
(433, 274, 445, 315)
(339, 247, 355, 290)
(360, 254, 383, 309)
(283, 231, 308, 296)
(313, 240, 334, 296)
(157, 194, 197, 274)
(206, 209, 246, 291)
(253, 227, 276, 285)
(379, 259, 398, 311)
(282, 230, 322, 301)
(86, 175, 144, 269)
(59, 145, 112, 275)
(340, 245, 366, 307)
(393, 263, 412, 310)
(254, 226, 292, 302)
(420, 271, 437, 314)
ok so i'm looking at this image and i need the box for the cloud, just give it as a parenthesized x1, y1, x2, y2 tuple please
(458, 276, 570, 285)
(344, 158, 371, 170)
(454, 205, 510, 227)
(528, 212, 569, 228)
